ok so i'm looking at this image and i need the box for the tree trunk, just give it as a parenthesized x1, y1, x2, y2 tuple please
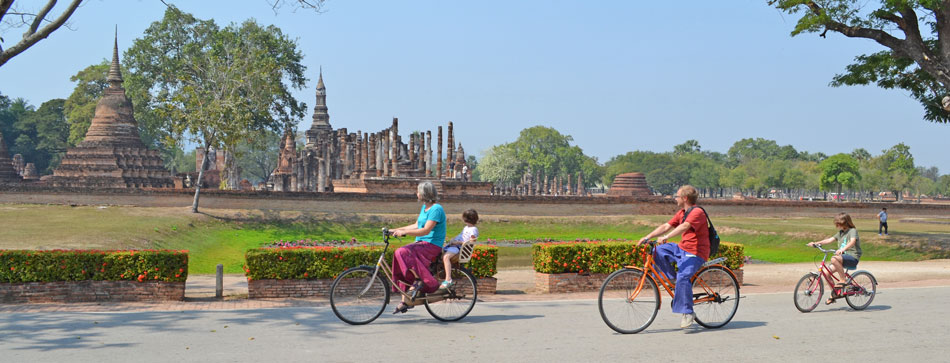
(192, 145, 211, 213)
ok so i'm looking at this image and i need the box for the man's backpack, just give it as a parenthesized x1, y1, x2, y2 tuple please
(683, 206, 721, 256)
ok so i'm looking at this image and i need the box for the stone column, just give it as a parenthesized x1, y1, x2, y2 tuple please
(390, 118, 399, 177)
(437, 126, 443, 180)
(376, 134, 383, 177)
(447, 122, 454, 172)
(340, 135, 352, 178)
(577, 174, 584, 196)
(362, 132, 369, 175)
(425, 131, 432, 177)
(317, 145, 327, 192)
(409, 133, 416, 171)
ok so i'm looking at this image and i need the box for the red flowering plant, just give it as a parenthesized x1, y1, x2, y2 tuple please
(532, 241, 744, 274)
(0, 249, 189, 283)
(463, 245, 498, 278)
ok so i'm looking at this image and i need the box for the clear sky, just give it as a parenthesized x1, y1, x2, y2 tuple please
(1, 0, 946, 171)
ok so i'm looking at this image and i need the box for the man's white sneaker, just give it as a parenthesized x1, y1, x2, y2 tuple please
(680, 313, 695, 329)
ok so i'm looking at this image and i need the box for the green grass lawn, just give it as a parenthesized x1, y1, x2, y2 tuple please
(2, 204, 945, 274)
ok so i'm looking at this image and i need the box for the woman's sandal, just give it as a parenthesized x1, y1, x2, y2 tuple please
(825, 297, 836, 305)
(408, 281, 424, 300)
(392, 302, 412, 314)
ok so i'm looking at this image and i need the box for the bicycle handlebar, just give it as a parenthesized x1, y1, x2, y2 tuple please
(809, 244, 837, 254)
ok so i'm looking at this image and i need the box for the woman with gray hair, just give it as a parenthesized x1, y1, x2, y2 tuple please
(390, 181, 447, 314)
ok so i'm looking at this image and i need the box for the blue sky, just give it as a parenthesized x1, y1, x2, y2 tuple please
(1, 0, 946, 171)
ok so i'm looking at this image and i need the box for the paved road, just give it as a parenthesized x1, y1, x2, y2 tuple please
(2, 287, 949, 362)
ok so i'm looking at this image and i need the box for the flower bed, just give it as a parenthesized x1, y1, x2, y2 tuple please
(532, 241, 745, 293)
(0, 250, 188, 303)
(245, 244, 498, 298)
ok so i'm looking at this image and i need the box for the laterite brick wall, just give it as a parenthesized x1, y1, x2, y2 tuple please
(0, 281, 185, 303)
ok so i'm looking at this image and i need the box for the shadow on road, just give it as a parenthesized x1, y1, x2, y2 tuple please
(805, 304, 892, 314)
(378, 313, 544, 326)
(629, 320, 767, 335)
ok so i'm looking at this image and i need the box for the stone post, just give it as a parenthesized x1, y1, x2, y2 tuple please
(437, 126, 443, 180)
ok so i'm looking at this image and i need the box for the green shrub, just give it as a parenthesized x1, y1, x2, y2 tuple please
(466, 246, 498, 278)
(244, 245, 499, 280)
(533, 241, 744, 274)
(0, 250, 189, 283)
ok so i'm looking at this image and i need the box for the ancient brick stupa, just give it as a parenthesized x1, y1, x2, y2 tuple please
(607, 172, 651, 197)
(51, 36, 172, 189)
(0, 130, 23, 184)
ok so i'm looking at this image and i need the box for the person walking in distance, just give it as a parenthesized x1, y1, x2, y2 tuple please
(638, 185, 710, 329)
(878, 208, 888, 236)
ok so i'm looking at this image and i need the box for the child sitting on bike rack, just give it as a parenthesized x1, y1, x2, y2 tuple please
(807, 212, 862, 304)
(438, 209, 479, 292)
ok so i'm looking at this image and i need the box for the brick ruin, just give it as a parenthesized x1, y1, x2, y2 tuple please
(50, 36, 173, 189)
(268, 70, 491, 195)
(0, 130, 22, 184)
(606, 172, 651, 197)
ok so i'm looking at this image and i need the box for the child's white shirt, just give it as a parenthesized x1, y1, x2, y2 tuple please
(449, 226, 479, 245)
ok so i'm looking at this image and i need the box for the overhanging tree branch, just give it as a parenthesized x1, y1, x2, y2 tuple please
(0, 0, 82, 68)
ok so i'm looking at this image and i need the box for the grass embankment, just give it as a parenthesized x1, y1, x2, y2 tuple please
(2, 204, 946, 274)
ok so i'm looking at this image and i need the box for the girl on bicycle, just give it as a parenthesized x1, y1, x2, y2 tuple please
(807, 212, 862, 303)
(390, 181, 448, 314)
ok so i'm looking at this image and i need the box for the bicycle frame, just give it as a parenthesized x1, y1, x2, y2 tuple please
(627, 241, 736, 306)
(805, 246, 856, 297)
(358, 228, 451, 305)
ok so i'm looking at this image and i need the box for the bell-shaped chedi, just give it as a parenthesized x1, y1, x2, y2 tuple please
(607, 172, 651, 197)
(0, 130, 23, 184)
(51, 35, 172, 189)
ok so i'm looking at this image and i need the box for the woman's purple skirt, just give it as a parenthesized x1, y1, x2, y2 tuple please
(392, 241, 443, 293)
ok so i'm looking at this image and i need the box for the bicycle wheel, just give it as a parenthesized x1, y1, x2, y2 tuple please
(598, 268, 659, 334)
(424, 266, 477, 322)
(691, 266, 739, 329)
(793, 273, 823, 313)
(845, 271, 876, 310)
(330, 266, 390, 325)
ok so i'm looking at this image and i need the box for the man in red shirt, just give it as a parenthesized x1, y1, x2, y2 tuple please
(638, 185, 710, 329)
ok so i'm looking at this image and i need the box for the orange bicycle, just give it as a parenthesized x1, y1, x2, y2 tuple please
(597, 241, 740, 334)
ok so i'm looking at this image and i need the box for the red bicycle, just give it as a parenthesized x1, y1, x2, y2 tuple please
(793, 245, 877, 312)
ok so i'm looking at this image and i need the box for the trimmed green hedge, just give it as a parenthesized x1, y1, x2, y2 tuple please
(244, 245, 499, 280)
(0, 250, 189, 283)
(532, 241, 744, 274)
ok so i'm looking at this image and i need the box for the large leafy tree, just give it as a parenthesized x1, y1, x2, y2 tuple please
(233, 130, 281, 184)
(880, 142, 918, 199)
(477, 144, 522, 188)
(770, 0, 950, 122)
(125, 7, 307, 212)
(0, 0, 324, 68)
(508, 126, 602, 188)
(819, 153, 860, 200)
(0, 95, 68, 174)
